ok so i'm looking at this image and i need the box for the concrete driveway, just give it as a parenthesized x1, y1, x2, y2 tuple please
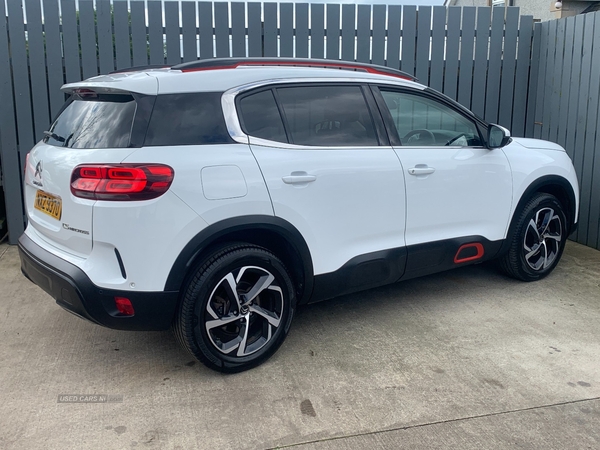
(1, 241, 599, 449)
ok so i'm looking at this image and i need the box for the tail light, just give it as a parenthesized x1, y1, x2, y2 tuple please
(71, 164, 174, 201)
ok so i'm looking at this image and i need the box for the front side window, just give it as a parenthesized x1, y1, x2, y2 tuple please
(380, 90, 482, 147)
(45, 94, 136, 148)
(276, 85, 379, 147)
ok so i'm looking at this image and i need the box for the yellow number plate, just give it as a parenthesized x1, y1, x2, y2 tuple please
(34, 190, 62, 221)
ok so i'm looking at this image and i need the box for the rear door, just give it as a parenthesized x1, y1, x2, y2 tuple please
(24, 91, 141, 256)
(239, 84, 407, 277)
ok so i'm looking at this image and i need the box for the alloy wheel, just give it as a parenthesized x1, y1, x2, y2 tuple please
(523, 207, 562, 271)
(202, 266, 284, 357)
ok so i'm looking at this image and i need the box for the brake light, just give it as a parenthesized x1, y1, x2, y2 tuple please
(71, 164, 174, 201)
(73, 88, 98, 98)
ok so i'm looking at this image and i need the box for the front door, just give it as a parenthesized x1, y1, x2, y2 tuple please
(376, 87, 513, 248)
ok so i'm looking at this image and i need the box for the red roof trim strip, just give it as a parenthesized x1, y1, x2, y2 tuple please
(178, 60, 413, 81)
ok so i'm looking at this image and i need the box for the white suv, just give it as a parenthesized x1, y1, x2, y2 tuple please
(18, 58, 579, 372)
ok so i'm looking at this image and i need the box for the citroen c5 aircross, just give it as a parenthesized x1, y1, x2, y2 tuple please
(18, 58, 579, 372)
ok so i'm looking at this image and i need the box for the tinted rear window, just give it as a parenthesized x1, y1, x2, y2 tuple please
(238, 90, 287, 143)
(45, 94, 136, 148)
(144, 92, 233, 146)
(276, 85, 379, 146)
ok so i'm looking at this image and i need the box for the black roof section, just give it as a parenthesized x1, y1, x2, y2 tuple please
(110, 65, 171, 74)
(170, 58, 418, 82)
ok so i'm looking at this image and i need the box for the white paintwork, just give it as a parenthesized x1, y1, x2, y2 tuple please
(24, 65, 579, 295)
(122, 144, 273, 225)
(152, 67, 426, 94)
(62, 72, 159, 95)
(511, 137, 566, 152)
(102, 143, 274, 291)
(250, 144, 406, 275)
(24, 191, 207, 292)
(23, 140, 273, 291)
(90, 192, 206, 291)
(62, 67, 425, 96)
(396, 146, 513, 245)
(502, 141, 580, 223)
(24, 143, 138, 256)
(201, 165, 248, 200)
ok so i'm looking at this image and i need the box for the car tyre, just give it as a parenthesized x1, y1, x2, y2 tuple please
(499, 193, 567, 281)
(173, 243, 296, 373)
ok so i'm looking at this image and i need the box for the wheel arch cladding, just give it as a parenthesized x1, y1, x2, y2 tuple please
(164, 216, 314, 304)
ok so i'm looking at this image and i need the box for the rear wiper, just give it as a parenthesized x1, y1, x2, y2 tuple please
(43, 130, 66, 143)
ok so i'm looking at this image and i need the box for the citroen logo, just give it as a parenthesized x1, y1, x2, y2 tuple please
(34, 161, 43, 180)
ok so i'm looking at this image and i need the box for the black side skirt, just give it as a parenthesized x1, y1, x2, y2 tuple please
(309, 236, 503, 304)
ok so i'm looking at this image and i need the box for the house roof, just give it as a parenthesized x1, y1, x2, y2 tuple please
(582, 2, 600, 14)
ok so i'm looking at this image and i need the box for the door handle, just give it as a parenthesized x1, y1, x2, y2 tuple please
(282, 172, 316, 184)
(408, 166, 435, 176)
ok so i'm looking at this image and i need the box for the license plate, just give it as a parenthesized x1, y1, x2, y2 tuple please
(34, 190, 62, 220)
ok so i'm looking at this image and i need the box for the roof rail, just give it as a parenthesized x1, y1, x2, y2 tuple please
(110, 65, 171, 74)
(171, 58, 418, 82)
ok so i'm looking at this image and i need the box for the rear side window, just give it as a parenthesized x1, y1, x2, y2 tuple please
(276, 86, 379, 146)
(45, 94, 136, 148)
(144, 92, 233, 146)
(238, 90, 287, 143)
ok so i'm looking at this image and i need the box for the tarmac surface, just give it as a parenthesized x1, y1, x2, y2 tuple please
(0, 241, 599, 449)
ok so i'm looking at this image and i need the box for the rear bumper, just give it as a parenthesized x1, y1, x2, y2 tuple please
(18, 233, 179, 331)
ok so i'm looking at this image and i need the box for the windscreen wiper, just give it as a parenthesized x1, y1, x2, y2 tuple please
(43, 130, 66, 143)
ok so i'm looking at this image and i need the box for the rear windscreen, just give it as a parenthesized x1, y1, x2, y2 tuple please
(44, 94, 136, 148)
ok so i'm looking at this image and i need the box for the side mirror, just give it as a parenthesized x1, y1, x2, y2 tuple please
(487, 124, 511, 148)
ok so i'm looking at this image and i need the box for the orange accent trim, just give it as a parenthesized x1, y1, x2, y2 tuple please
(454, 243, 485, 264)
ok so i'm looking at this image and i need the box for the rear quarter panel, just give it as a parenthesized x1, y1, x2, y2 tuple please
(114, 143, 274, 291)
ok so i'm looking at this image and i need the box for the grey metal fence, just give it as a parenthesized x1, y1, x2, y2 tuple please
(0, 1, 596, 252)
(528, 11, 600, 250)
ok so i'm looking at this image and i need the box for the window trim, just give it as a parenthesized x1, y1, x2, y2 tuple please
(370, 85, 487, 148)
